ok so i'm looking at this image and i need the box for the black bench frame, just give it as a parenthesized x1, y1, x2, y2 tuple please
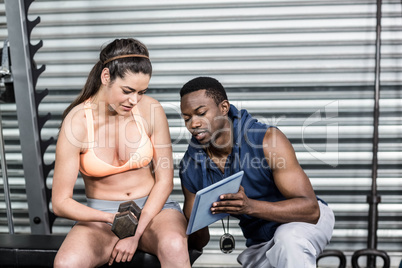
(0, 234, 202, 268)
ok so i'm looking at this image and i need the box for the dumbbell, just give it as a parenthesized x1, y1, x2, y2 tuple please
(111, 200, 142, 239)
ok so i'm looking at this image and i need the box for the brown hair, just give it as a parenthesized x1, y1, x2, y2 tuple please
(61, 38, 152, 121)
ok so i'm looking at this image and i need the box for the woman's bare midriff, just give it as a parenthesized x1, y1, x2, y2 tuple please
(83, 166, 155, 201)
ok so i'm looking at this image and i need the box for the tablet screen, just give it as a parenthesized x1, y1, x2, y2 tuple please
(186, 171, 244, 235)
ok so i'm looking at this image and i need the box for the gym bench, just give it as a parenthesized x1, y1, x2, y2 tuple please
(0, 234, 202, 268)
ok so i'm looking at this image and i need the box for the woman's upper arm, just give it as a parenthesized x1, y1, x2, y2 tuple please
(147, 99, 173, 182)
(52, 109, 85, 207)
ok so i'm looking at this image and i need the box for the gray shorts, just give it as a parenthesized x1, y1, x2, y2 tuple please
(86, 196, 183, 214)
(237, 201, 334, 268)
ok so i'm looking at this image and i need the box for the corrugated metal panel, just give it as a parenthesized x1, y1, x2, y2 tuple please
(0, 0, 401, 267)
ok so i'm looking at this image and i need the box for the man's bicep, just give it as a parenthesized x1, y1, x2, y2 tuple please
(263, 128, 315, 199)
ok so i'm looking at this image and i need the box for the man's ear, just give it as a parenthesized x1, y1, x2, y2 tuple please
(220, 100, 230, 115)
(101, 67, 110, 85)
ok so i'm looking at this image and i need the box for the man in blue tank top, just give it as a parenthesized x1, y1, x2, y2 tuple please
(179, 77, 335, 267)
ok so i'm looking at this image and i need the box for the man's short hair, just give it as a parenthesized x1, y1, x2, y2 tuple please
(180, 77, 228, 105)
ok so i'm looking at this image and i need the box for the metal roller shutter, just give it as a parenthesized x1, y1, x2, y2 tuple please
(0, 0, 401, 267)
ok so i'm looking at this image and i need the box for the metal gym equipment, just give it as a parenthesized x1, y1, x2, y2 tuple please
(351, 0, 391, 267)
(317, 250, 347, 268)
(0, 39, 14, 235)
(5, 0, 55, 234)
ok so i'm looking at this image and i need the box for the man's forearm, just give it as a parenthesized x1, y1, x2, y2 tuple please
(248, 197, 320, 224)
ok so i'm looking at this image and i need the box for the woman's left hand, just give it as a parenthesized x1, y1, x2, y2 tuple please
(211, 186, 251, 215)
(108, 236, 139, 266)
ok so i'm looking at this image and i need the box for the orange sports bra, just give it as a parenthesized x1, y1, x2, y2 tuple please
(79, 100, 153, 177)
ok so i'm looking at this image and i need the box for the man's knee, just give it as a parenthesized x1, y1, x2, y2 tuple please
(265, 226, 318, 268)
(274, 235, 316, 256)
(264, 234, 315, 268)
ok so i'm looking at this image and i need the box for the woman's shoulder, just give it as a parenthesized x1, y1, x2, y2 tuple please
(137, 95, 165, 116)
(139, 94, 161, 107)
(136, 95, 168, 135)
(59, 102, 87, 146)
(63, 102, 87, 125)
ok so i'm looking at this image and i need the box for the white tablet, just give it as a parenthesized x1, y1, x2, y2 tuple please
(186, 171, 244, 235)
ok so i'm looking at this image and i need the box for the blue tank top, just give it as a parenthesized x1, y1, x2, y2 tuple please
(180, 105, 286, 246)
